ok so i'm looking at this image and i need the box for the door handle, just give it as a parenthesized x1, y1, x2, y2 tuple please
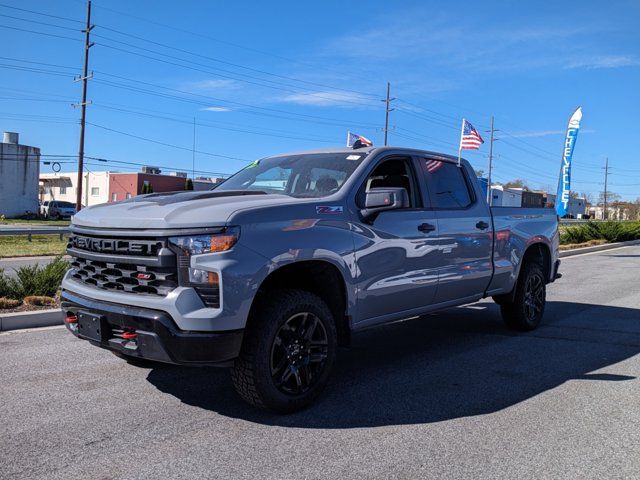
(418, 223, 436, 233)
(476, 221, 489, 230)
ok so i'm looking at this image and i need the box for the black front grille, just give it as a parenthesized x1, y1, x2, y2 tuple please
(70, 257, 177, 296)
(68, 233, 178, 297)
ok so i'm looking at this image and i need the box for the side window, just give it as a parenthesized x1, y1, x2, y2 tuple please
(421, 159, 472, 209)
(359, 157, 420, 208)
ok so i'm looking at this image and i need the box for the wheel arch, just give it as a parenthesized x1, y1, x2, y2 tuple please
(247, 260, 352, 347)
(493, 241, 552, 305)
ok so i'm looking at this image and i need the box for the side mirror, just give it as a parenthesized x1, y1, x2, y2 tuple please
(361, 187, 409, 222)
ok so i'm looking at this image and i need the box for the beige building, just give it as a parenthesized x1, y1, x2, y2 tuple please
(40, 171, 111, 207)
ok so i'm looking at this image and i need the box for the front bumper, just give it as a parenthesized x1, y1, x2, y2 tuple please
(61, 290, 243, 366)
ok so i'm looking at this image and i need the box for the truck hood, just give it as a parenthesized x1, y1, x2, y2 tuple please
(72, 190, 300, 230)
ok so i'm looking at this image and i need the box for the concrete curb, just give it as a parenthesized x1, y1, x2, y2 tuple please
(559, 239, 640, 258)
(0, 309, 63, 332)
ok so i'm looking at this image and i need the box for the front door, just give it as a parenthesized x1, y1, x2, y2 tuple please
(352, 156, 440, 323)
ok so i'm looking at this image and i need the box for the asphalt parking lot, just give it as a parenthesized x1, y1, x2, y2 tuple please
(1, 246, 639, 479)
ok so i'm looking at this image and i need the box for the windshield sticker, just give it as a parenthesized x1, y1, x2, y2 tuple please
(316, 206, 343, 214)
(245, 160, 260, 169)
(346, 155, 362, 161)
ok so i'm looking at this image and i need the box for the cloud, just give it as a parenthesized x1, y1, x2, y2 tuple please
(186, 79, 240, 91)
(566, 55, 640, 69)
(508, 130, 565, 138)
(279, 91, 372, 107)
(321, 10, 631, 76)
(508, 129, 595, 138)
(201, 106, 231, 112)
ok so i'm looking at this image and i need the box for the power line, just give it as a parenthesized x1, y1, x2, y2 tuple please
(0, 12, 81, 32)
(90, 74, 379, 128)
(0, 22, 81, 41)
(84, 0, 370, 81)
(0, 3, 84, 24)
(92, 38, 380, 107)
(92, 103, 338, 143)
(85, 122, 250, 162)
(94, 24, 380, 101)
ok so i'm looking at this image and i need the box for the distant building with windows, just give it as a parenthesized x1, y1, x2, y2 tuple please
(40, 167, 196, 207)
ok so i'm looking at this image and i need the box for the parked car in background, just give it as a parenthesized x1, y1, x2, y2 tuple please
(41, 200, 76, 219)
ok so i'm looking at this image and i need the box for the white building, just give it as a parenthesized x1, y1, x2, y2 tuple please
(0, 132, 40, 218)
(40, 171, 111, 207)
(566, 197, 588, 218)
(490, 186, 522, 207)
(193, 176, 226, 191)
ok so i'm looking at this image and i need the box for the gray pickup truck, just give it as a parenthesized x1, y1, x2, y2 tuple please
(61, 146, 560, 412)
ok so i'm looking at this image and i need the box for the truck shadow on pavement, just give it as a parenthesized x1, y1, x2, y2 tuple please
(146, 300, 639, 428)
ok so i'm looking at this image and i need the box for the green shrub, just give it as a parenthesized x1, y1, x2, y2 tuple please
(0, 256, 69, 300)
(560, 221, 640, 245)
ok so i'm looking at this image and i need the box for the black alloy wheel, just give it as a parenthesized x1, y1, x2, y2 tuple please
(270, 312, 329, 395)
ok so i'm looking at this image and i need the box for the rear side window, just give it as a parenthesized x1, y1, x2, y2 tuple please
(421, 159, 472, 209)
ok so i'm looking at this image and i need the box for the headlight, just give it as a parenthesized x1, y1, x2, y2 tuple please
(168, 227, 240, 255)
(168, 228, 239, 309)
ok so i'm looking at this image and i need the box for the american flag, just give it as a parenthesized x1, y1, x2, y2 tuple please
(347, 131, 373, 148)
(425, 159, 443, 173)
(459, 119, 484, 150)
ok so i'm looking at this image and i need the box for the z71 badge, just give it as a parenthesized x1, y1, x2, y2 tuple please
(316, 206, 343, 214)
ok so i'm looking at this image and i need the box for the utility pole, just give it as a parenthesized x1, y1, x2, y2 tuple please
(75, 0, 94, 211)
(603, 157, 610, 220)
(486, 116, 495, 205)
(192, 116, 196, 180)
(382, 82, 395, 146)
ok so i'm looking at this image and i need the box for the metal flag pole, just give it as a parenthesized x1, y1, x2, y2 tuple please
(457, 118, 465, 167)
(487, 116, 495, 205)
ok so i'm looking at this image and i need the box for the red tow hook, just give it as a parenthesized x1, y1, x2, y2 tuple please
(64, 313, 78, 324)
(122, 331, 138, 340)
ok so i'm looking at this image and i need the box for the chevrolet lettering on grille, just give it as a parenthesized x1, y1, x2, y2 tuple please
(71, 235, 159, 256)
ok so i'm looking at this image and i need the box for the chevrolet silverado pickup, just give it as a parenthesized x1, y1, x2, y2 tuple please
(61, 146, 560, 412)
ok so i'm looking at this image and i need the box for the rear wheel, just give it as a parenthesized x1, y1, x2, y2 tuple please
(500, 261, 546, 331)
(231, 289, 337, 413)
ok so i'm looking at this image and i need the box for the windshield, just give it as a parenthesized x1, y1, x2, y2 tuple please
(214, 152, 366, 198)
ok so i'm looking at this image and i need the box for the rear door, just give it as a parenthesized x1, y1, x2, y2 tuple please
(417, 157, 493, 304)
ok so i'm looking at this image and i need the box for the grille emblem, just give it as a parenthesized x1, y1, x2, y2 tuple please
(136, 273, 153, 280)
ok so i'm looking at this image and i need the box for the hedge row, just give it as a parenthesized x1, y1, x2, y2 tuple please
(560, 221, 640, 245)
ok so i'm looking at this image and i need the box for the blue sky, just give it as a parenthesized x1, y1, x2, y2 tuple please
(1, 0, 639, 199)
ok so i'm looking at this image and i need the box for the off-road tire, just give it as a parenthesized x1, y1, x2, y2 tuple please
(231, 289, 337, 413)
(500, 261, 546, 331)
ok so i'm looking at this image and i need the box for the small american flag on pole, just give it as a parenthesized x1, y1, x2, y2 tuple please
(459, 119, 484, 150)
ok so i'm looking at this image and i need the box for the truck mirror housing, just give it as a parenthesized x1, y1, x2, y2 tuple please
(361, 187, 409, 222)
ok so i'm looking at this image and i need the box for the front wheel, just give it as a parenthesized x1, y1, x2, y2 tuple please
(231, 289, 337, 413)
(500, 261, 546, 331)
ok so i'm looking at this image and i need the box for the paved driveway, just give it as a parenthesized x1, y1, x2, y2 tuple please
(1, 247, 639, 479)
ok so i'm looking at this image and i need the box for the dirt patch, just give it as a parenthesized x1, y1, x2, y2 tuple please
(0, 297, 61, 314)
(559, 239, 608, 251)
